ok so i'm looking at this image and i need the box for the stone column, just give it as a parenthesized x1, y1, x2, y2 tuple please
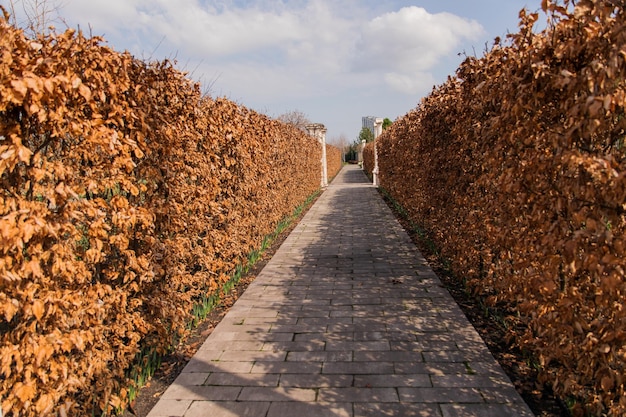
(320, 126, 328, 188)
(305, 123, 328, 188)
(358, 140, 365, 169)
(373, 118, 383, 187)
(374, 118, 383, 139)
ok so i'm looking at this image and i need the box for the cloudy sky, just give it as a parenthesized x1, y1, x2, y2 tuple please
(9, 0, 538, 142)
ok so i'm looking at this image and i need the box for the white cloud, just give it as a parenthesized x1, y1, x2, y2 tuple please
(61, 0, 283, 55)
(62, 0, 353, 60)
(282, 1, 357, 74)
(352, 6, 484, 93)
(62, 0, 146, 34)
(138, 1, 303, 57)
(384, 72, 438, 95)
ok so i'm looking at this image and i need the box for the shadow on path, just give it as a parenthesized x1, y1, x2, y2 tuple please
(147, 165, 533, 417)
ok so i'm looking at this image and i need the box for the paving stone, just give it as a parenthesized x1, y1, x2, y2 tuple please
(251, 361, 322, 374)
(183, 401, 270, 417)
(317, 387, 398, 403)
(146, 399, 192, 417)
(279, 374, 354, 388)
(204, 372, 280, 387)
(479, 386, 533, 404)
(268, 324, 328, 333)
(160, 385, 241, 401)
(327, 322, 388, 332)
(297, 317, 353, 326)
(398, 387, 484, 403)
(267, 402, 352, 417)
(354, 403, 443, 417)
(353, 331, 386, 341)
(243, 316, 299, 325)
(415, 332, 457, 343)
(466, 361, 510, 376)
(431, 374, 510, 388)
(353, 350, 422, 362)
(248, 332, 295, 342)
(294, 309, 332, 318)
(293, 332, 350, 342)
(329, 310, 374, 318)
(173, 372, 209, 386)
(214, 323, 273, 333)
(188, 350, 222, 361)
(286, 351, 352, 362)
(440, 403, 535, 417)
(197, 341, 264, 352)
(233, 308, 279, 318)
(182, 358, 254, 374)
(261, 341, 325, 352)
(238, 387, 316, 402)
(354, 374, 432, 388)
(325, 340, 390, 351)
(423, 350, 487, 363)
(390, 337, 424, 350)
(322, 361, 394, 375)
(218, 350, 286, 362)
(394, 361, 467, 375)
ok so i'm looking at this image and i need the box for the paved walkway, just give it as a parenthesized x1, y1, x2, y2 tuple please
(147, 165, 534, 417)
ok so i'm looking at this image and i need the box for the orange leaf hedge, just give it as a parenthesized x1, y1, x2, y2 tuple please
(0, 12, 331, 416)
(376, 1, 626, 415)
(326, 143, 343, 181)
(363, 142, 375, 180)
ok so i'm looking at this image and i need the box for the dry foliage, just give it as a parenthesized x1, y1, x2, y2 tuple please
(363, 143, 375, 178)
(326, 143, 342, 181)
(377, 1, 626, 415)
(0, 11, 328, 416)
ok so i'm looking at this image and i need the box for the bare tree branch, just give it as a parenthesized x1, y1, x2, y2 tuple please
(8, 0, 64, 36)
(277, 110, 311, 132)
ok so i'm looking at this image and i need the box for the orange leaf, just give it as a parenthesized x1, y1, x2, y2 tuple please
(35, 393, 54, 415)
(78, 84, 91, 101)
(32, 299, 44, 321)
(3, 299, 19, 321)
(14, 382, 36, 402)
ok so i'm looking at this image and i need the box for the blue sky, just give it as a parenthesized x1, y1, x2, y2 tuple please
(7, 0, 539, 143)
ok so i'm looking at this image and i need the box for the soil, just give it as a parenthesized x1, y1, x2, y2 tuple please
(122, 189, 571, 417)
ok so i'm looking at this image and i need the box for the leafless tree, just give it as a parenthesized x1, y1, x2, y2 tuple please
(328, 134, 350, 162)
(277, 110, 311, 132)
(327, 133, 347, 149)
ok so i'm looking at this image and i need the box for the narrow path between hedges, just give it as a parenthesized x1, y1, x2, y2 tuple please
(146, 165, 533, 417)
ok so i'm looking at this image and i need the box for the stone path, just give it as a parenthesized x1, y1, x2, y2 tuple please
(147, 165, 534, 417)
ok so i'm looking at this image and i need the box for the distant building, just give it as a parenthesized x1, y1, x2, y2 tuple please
(362, 116, 383, 138)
